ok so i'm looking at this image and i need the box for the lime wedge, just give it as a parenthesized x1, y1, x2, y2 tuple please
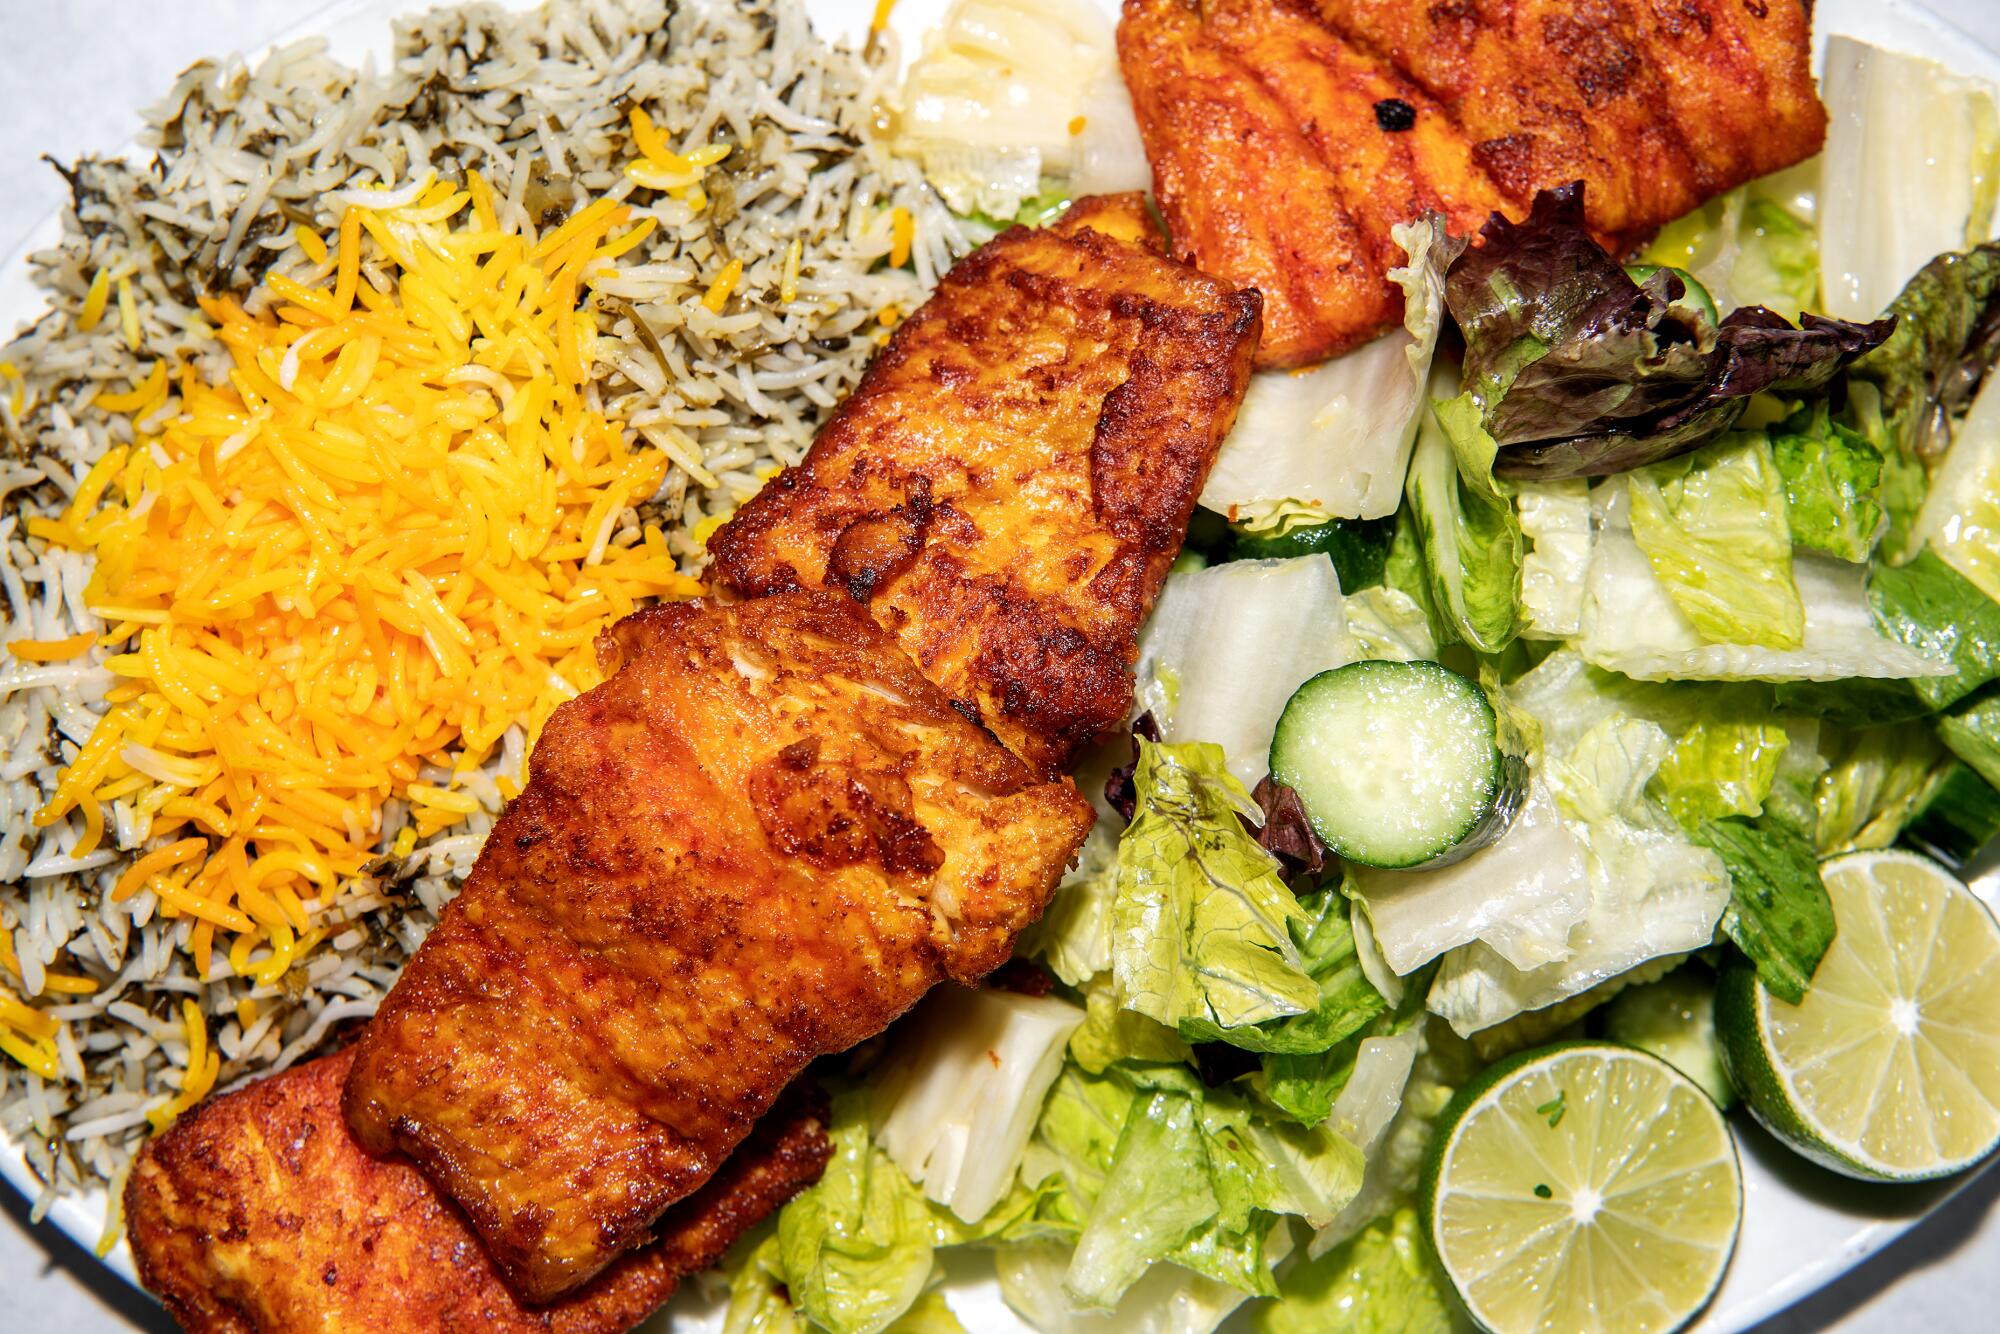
(1422, 1042, 1741, 1334)
(1716, 849, 2000, 1181)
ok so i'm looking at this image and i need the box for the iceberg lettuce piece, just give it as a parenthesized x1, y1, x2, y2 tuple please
(1200, 218, 1462, 522)
(1626, 433, 1802, 649)
(1424, 657, 1735, 1036)
(1109, 740, 1317, 1038)
(1515, 478, 1591, 638)
(1580, 481, 1945, 681)
(1135, 557, 1355, 790)
(999, 1241, 1264, 1334)
(1819, 36, 2000, 323)
(1350, 778, 1589, 977)
(1427, 733, 1730, 1035)
(778, 1093, 937, 1334)
(874, 988, 1087, 1224)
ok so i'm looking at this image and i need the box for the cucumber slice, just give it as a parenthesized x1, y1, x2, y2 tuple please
(1269, 659, 1526, 869)
(1227, 515, 1395, 590)
(1903, 761, 2000, 869)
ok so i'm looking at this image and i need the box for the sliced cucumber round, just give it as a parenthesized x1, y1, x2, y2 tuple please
(1269, 659, 1525, 870)
(1226, 515, 1395, 591)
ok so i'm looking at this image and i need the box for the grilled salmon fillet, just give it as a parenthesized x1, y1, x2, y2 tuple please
(343, 592, 1092, 1300)
(126, 1047, 831, 1334)
(707, 195, 1263, 773)
(1120, 0, 1826, 365)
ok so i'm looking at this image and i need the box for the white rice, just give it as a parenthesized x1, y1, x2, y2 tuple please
(0, 0, 963, 1216)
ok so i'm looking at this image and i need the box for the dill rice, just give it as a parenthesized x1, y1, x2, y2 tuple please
(0, 0, 967, 1228)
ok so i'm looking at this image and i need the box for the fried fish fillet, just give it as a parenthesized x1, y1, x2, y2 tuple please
(1307, 0, 1824, 234)
(127, 1047, 830, 1334)
(707, 196, 1263, 771)
(343, 592, 1093, 1301)
(1119, 0, 1826, 365)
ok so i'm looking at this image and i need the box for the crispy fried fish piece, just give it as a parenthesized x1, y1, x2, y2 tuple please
(1307, 0, 1824, 238)
(707, 199, 1263, 769)
(127, 1047, 830, 1334)
(1118, 0, 1825, 364)
(1199, 0, 1511, 263)
(1116, 1, 1386, 366)
(343, 592, 1092, 1301)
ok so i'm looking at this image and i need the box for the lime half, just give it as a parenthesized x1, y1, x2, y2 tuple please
(1717, 849, 2000, 1181)
(1423, 1042, 1741, 1334)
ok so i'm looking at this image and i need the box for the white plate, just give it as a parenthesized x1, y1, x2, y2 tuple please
(4, 0, 1998, 1329)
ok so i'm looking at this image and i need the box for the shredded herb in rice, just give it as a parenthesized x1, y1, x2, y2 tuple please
(0, 0, 967, 1220)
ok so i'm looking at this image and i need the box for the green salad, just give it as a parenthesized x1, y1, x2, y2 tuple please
(718, 34, 2000, 1334)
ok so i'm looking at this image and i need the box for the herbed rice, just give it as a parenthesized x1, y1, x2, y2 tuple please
(0, 0, 966, 1227)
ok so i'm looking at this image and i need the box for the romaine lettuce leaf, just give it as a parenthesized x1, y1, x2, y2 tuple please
(1818, 36, 2000, 324)
(1651, 721, 1789, 828)
(1626, 433, 1803, 649)
(1691, 816, 1835, 1004)
(1343, 586, 1439, 663)
(1305, 1023, 1426, 1241)
(725, 1232, 806, 1334)
(1023, 820, 1121, 987)
(1070, 981, 1194, 1075)
(1866, 549, 2000, 710)
(1406, 388, 1523, 653)
(1255, 1209, 1465, 1334)
(1066, 1091, 1232, 1308)
(1135, 557, 1356, 790)
(778, 1092, 937, 1334)
(874, 988, 1086, 1224)
(1814, 725, 1945, 854)
(1515, 477, 1592, 638)
(1912, 367, 2000, 605)
(1731, 198, 1822, 323)
(1447, 184, 1891, 479)
(1179, 885, 1387, 1057)
(1200, 217, 1464, 522)
(1770, 401, 1886, 562)
(1109, 739, 1318, 1040)
(1940, 690, 2000, 793)
(1847, 240, 2000, 551)
(1199, 1086, 1365, 1229)
(1580, 483, 1947, 681)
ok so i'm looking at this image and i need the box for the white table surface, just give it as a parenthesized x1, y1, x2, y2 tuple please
(4, 2, 2000, 1330)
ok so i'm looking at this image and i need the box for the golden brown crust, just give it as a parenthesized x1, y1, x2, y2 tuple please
(341, 593, 1092, 1301)
(1116, 0, 1826, 363)
(1200, 0, 1512, 264)
(706, 209, 1261, 774)
(1118, 0, 1391, 366)
(1048, 192, 1165, 251)
(126, 1047, 831, 1334)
